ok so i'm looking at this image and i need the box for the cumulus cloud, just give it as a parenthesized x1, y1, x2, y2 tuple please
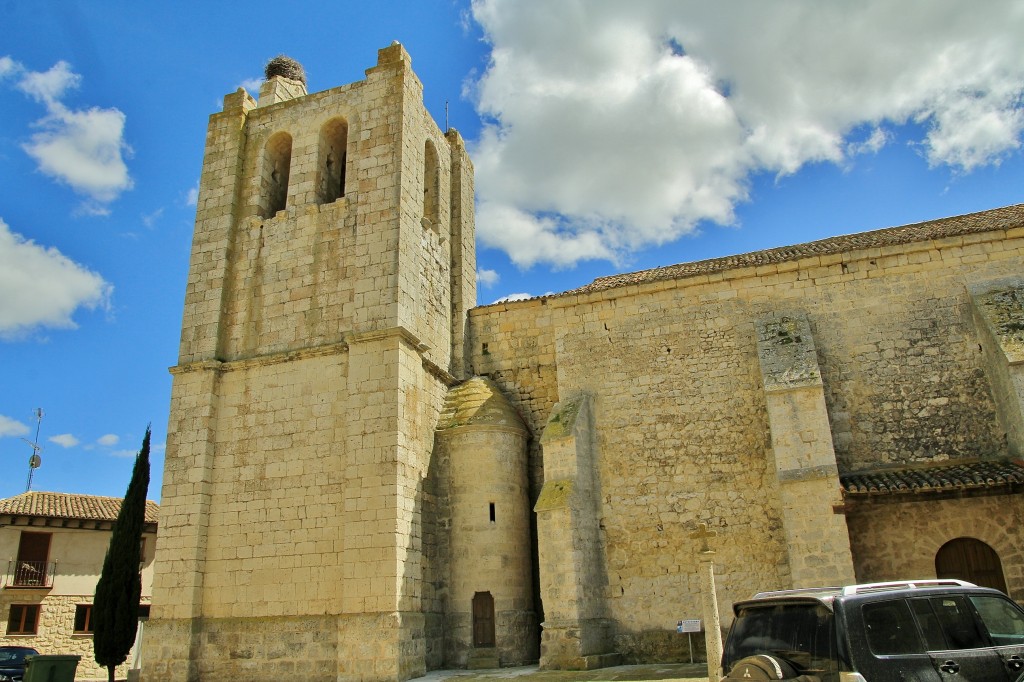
(0, 218, 112, 338)
(2, 57, 133, 209)
(0, 415, 30, 438)
(476, 268, 500, 287)
(493, 292, 533, 303)
(468, 0, 1024, 267)
(96, 434, 119, 446)
(239, 77, 263, 96)
(49, 433, 80, 448)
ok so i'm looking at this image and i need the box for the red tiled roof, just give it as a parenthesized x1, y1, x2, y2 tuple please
(841, 460, 1024, 497)
(479, 203, 1024, 306)
(0, 491, 159, 524)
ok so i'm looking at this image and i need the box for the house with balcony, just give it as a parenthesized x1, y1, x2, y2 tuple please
(0, 491, 158, 680)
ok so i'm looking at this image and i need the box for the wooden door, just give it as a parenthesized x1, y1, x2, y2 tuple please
(472, 591, 495, 647)
(936, 537, 1008, 593)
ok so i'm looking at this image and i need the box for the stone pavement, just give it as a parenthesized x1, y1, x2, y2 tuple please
(419, 663, 710, 682)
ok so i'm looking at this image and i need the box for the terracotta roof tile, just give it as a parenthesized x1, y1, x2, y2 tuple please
(481, 203, 1024, 305)
(0, 491, 159, 524)
(841, 460, 1024, 497)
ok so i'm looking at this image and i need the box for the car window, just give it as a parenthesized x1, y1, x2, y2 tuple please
(863, 600, 924, 655)
(971, 595, 1024, 647)
(0, 648, 33, 664)
(724, 603, 836, 672)
(909, 596, 989, 650)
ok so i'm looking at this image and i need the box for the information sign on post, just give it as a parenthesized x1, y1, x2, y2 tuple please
(677, 619, 703, 663)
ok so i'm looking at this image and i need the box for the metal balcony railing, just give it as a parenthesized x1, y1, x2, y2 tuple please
(4, 560, 56, 588)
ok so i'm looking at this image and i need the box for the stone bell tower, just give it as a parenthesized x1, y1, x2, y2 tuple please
(144, 44, 475, 682)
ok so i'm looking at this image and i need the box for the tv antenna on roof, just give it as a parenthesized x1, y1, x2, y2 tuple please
(21, 408, 43, 492)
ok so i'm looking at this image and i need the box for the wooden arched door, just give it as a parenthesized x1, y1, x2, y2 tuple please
(936, 537, 1008, 593)
(472, 591, 495, 647)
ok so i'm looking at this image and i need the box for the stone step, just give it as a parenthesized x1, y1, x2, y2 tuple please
(467, 647, 501, 669)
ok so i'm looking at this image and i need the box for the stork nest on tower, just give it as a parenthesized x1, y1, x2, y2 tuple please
(264, 55, 306, 86)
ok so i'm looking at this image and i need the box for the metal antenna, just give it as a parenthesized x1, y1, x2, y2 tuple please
(21, 408, 43, 492)
(445, 100, 449, 133)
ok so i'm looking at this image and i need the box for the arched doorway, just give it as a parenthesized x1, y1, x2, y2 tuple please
(472, 591, 495, 647)
(935, 537, 1008, 593)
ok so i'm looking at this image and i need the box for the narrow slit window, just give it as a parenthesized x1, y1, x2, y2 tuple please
(260, 131, 292, 218)
(422, 140, 439, 229)
(317, 117, 348, 204)
(489, 503, 496, 523)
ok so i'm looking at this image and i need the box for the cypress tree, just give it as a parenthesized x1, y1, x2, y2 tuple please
(93, 426, 151, 682)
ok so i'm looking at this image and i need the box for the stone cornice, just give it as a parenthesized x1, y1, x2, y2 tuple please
(170, 330, 458, 385)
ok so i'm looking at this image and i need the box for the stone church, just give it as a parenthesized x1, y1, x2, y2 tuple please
(142, 44, 1024, 681)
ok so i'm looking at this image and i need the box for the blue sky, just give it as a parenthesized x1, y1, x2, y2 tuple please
(1, 0, 1022, 502)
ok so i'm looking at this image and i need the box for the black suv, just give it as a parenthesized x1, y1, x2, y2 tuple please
(722, 580, 1024, 681)
(0, 646, 39, 682)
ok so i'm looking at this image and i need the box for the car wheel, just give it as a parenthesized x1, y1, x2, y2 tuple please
(724, 654, 800, 680)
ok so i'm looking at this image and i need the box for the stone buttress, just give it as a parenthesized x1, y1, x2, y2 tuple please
(755, 312, 857, 587)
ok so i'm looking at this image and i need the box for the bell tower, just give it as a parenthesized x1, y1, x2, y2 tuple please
(144, 44, 475, 682)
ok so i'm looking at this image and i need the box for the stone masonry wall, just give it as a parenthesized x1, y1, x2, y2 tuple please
(469, 220, 1024, 659)
(199, 352, 349, 617)
(0, 594, 148, 681)
(846, 494, 1024, 601)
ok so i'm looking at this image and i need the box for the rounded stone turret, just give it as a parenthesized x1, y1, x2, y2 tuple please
(436, 376, 537, 667)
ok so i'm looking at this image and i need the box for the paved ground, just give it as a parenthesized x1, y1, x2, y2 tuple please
(419, 663, 710, 682)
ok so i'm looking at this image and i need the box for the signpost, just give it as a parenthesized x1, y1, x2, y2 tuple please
(676, 619, 702, 663)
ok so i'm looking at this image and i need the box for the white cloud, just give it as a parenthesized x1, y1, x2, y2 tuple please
(141, 207, 164, 228)
(16, 59, 80, 104)
(4, 59, 133, 208)
(468, 0, 1024, 267)
(0, 55, 19, 79)
(239, 77, 263, 97)
(476, 268, 500, 287)
(110, 448, 138, 458)
(185, 181, 199, 206)
(49, 433, 80, 448)
(0, 218, 112, 338)
(847, 128, 891, 157)
(493, 292, 533, 303)
(0, 415, 30, 438)
(97, 433, 119, 446)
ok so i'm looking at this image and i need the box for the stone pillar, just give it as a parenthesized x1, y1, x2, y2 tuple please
(756, 313, 856, 587)
(970, 280, 1024, 457)
(691, 524, 723, 682)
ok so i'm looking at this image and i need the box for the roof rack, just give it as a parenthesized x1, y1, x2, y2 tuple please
(752, 586, 844, 600)
(841, 579, 975, 595)
(751, 579, 976, 600)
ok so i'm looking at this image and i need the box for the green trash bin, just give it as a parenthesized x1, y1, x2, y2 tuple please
(23, 654, 81, 682)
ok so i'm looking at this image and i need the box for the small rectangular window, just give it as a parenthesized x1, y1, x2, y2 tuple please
(138, 604, 151, 620)
(74, 604, 94, 634)
(6, 604, 40, 635)
(489, 503, 496, 523)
